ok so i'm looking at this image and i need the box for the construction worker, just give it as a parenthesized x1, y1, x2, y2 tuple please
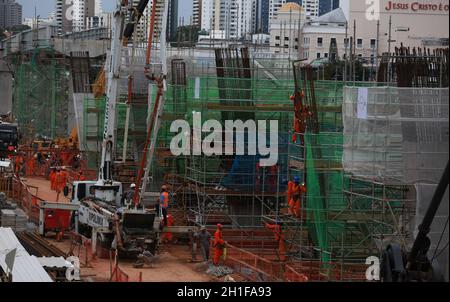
(50, 167, 57, 191)
(162, 214, 174, 243)
(265, 221, 286, 262)
(289, 192, 299, 217)
(78, 171, 86, 181)
(287, 176, 301, 215)
(122, 183, 136, 206)
(159, 185, 169, 226)
(198, 226, 211, 262)
(294, 183, 307, 219)
(213, 223, 225, 266)
(14, 153, 23, 175)
(55, 167, 64, 200)
(26, 155, 36, 176)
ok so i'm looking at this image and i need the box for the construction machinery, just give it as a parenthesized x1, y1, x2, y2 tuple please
(70, 0, 166, 258)
(53, 128, 79, 150)
(381, 162, 449, 282)
(0, 121, 19, 159)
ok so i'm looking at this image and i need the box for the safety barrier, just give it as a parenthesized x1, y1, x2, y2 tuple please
(224, 243, 308, 282)
(0, 176, 12, 196)
(9, 176, 40, 223)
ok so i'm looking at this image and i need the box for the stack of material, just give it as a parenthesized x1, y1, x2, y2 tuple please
(0, 209, 16, 228)
(15, 209, 28, 232)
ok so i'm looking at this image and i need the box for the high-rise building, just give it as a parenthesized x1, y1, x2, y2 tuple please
(302, 0, 319, 19)
(167, 0, 178, 41)
(192, 0, 201, 26)
(72, 0, 96, 32)
(201, 0, 256, 39)
(319, 0, 339, 16)
(256, 0, 270, 33)
(0, 0, 22, 29)
(129, 0, 178, 42)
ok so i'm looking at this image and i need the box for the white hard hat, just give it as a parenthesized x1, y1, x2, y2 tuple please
(130, 183, 136, 189)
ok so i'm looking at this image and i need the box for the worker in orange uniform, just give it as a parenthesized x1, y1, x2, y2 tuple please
(265, 221, 286, 262)
(213, 223, 226, 266)
(159, 185, 169, 226)
(14, 153, 24, 175)
(294, 183, 307, 219)
(162, 214, 174, 243)
(290, 91, 309, 144)
(26, 156, 35, 176)
(55, 168, 67, 201)
(49, 168, 56, 191)
(287, 176, 301, 216)
(78, 171, 86, 181)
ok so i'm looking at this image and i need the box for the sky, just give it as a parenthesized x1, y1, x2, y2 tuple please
(17, 0, 193, 22)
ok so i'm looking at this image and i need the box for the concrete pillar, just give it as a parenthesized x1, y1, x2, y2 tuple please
(0, 60, 12, 116)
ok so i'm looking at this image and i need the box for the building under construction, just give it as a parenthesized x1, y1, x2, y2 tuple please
(0, 1, 448, 283)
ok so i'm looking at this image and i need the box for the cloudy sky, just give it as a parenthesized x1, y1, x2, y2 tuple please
(17, 0, 193, 23)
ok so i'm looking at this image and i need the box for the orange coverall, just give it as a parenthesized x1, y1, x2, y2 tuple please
(26, 158, 35, 176)
(294, 185, 307, 219)
(55, 171, 67, 193)
(213, 229, 225, 266)
(265, 223, 286, 262)
(50, 170, 57, 191)
(287, 181, 300, 215)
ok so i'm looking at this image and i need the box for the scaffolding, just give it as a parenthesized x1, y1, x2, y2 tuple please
(12, 48, 70, 140)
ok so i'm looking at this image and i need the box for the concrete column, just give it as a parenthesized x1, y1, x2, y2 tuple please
(0, 60, 12, 116)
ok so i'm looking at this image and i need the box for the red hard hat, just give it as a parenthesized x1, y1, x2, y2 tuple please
(217, 223, 222, 229)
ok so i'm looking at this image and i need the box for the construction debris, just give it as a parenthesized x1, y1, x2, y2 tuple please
(206, 265, 234, 278)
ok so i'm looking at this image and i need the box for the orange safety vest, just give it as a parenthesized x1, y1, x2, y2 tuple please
(160, 191, 169, 209)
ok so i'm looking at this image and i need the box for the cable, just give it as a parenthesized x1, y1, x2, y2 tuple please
(431, 215, 449, 262)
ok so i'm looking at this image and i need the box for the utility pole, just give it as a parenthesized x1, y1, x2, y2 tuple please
(344, 21, 348, 83)
(388, 15, 392, 83)
(375, 19, 380, 81)
(353, 19, 356, 84)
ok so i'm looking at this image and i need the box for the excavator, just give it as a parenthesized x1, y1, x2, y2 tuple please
(70, 0, 168, 258)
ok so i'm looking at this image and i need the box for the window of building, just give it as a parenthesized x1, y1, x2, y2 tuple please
(357, 39, 363, 48)
(304, 37, 310, 45)
(275, 36, 280, 40)
(324, 53, 328, 58)
(344, 38, 349, 47)
(275, 43, 280, 47)
(285, 37, 289, 41)
(294, 46, 298, 50)
(284, 44, 289, 48)
(317, 37, 323, 47)
(317, 52, 321, 59)
(331, 37, 336, 44)
(370, 39, 376, 49)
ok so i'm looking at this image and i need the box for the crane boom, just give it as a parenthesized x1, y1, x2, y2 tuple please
(95, 1, 127, 204)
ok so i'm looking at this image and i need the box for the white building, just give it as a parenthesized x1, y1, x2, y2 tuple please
(86, 13, 111, 31)
(200, 0, 256, 39)
(269, 3, 306, 56)
(22, 17, 55, 29)
(72, 0, 96, 32)
(268, 0, 319, 31)
(301, 7, 348, 62)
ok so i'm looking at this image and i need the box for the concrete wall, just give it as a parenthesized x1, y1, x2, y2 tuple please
(0, 60, 12, 116)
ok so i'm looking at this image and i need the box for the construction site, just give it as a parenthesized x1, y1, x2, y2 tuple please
(0, 0, 449, 283)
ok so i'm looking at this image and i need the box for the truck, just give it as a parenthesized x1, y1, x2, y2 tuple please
(0, 121, 19, 159)
(69, 0, 166, 258)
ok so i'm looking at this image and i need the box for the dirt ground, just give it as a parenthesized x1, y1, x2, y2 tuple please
(47, 237, 217, 282)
